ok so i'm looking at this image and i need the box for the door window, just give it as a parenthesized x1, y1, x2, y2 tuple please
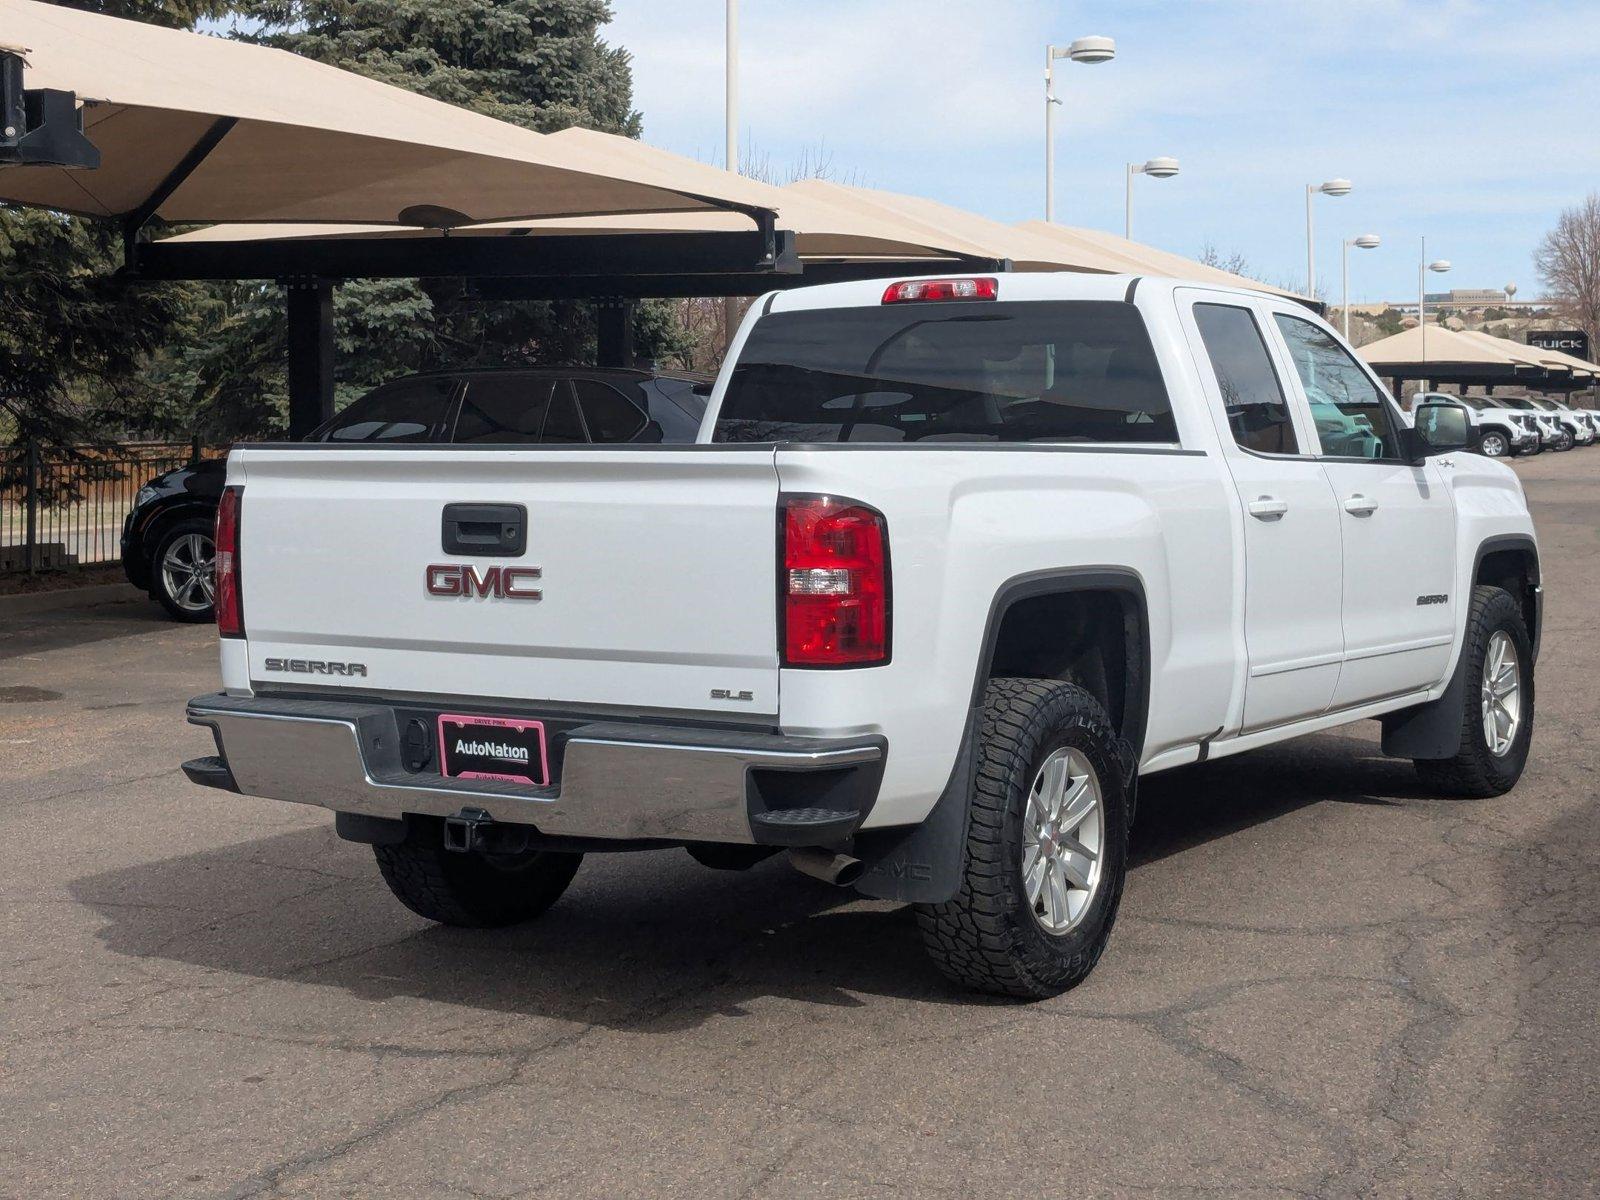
(1273, 315, 1404, 460)
(453, 377, 555, 444)
(1192, 303, 1300, 455)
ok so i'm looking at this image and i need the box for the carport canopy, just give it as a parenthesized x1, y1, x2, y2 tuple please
(1358, 325, 1563, 395)
(0, 0, 778, 235)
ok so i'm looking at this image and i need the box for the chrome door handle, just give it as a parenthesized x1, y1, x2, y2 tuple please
(1343, 494, 1378, 517)
(1247, 497, 1289, 520)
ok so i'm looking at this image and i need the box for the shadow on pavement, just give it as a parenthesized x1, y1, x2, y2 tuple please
(70, 729, 1439, 1022)
(0, 595, 174, 661)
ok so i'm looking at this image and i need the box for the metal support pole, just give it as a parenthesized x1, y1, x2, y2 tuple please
(1342, 240, 1350, 341)
(1419, 237, 1427, 365)
(596, 300, 635, 369)
(1125, 163, 1134, 240)
(726, 0, 738, 173)
(1305, 186, 1316, 300)
(24, 436, 39, 575)
(1044, 46, 1057, 222)
(286, 281, 335, 439)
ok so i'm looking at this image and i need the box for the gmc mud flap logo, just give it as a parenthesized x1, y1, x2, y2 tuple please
(264, 658, 368, 677)
(867, 860, 933, 882)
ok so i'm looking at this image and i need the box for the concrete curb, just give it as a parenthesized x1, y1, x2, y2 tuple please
(0, 582, 148, 618)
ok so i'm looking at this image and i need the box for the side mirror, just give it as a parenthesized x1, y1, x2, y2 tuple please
(1410, 401, 1476, 459)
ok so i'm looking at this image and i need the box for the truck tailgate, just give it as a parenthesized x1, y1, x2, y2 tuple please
(230, 446, 781, 717)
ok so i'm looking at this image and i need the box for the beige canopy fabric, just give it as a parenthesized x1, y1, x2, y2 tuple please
(783, 178, 1129, 272)
(1357, 325, 1546, 368)
(1459, 330, 1595, 378)
(0, 0, 769, 225)
(1018, 220, 1310, 301)
(159, 162, 1008, 263)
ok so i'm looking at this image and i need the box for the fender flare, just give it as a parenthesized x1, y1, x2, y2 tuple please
(1381, 534, 1540, 760)
(853, 567, 1150, 904)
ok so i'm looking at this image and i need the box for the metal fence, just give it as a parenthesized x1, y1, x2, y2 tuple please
(0, 439, 210, 574)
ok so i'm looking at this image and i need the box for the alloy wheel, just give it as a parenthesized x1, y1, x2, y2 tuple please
(1480, 630, 1522, 758)
(1021, 747, 1104, 934)
(160, 532, 216, 614)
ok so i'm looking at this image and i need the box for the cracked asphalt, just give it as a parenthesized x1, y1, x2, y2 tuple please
(2, 451, 1597, 1199)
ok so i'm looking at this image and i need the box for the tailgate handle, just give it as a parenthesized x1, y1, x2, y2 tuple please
(441, 503, 527, 557)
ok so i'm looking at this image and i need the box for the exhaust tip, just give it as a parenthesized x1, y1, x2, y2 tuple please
(788, 847, 864, 888)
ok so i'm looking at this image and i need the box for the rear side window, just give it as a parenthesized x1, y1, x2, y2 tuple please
(573, 378, 648, 442)
(453, 377, 555, 444)
(714, 300, 1176, 444)
(1273, 315, 1403, 460)
(313, 377, 456, 443)
(1192, 303, 1299, 455)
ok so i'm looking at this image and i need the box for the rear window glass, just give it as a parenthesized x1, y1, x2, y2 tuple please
(313, 377, 456, 443)
(714, 300, 1176, 445)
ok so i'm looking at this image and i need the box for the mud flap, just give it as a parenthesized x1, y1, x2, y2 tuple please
(1381, 644, 1469, 760)
(851, 707, 979, 905)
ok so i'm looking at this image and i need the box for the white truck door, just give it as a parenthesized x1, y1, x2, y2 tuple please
(1267, 310, 1458, 707)
(1178, 292, 1344, 730)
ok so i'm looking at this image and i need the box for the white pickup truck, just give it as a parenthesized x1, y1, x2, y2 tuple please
(183, 273, 1541, 998)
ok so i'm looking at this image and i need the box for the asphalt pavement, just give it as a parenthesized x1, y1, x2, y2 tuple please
(2, 451, 1596, 1198)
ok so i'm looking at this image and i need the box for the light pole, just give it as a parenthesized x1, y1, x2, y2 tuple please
(725, 0, 738, 173)
(1418, 237, 1451, 361)
(1044, 35, 1115, 222)
(1304, 178, 1352, 298)
(1125, 157, 1179, 240)
(1341, 233, 1380, 341)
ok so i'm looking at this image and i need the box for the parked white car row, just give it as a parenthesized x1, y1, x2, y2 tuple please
(1407, 391, 1599, 458)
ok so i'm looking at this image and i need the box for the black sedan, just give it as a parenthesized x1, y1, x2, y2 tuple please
(123, 366, 712, 620)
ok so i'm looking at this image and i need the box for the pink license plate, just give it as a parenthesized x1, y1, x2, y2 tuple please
(437, 714, 549, 786)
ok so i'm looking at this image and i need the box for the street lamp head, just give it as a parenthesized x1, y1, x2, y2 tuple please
(1066, 35, 1116, 63)
(1429, 259, 1452, 273)
(1353, 233, 1381, 250)
(1141, 156, 1180, 179)
(1317, 178, 1353, 196)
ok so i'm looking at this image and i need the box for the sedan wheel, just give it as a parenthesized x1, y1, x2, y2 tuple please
(152, 520, 218, 622)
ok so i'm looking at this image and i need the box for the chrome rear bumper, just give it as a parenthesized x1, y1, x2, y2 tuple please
(185, 692, 884, 845)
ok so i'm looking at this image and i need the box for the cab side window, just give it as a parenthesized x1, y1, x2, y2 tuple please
(453, 377, 555, 444)
(1192, 303, 1300, 455)
(1272, 315, 1404, 460)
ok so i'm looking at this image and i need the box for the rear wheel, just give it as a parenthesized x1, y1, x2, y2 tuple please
(916, 678, 1129, 999)
(374, 816, 582, 927)
(150, 518, 216, 622)
(1414, 585, 1534, 798)
(1479, 430, 1509, 458)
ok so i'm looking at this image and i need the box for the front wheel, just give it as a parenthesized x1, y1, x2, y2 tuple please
(1554, 430, 1576, 452)
(374, 816, 582, 927)
(916, 678, 1130, 999)
(1479, 431, 1509, 458)
(1414, 585, 1534, 798)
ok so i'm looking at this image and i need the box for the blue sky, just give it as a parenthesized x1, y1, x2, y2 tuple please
(605, 1, 1600, 303)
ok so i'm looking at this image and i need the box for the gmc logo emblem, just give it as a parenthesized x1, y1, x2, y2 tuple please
(426, 564, 543, 600)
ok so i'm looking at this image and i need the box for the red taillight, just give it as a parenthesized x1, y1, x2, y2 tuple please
(215, 485, 243, 637)
(781, 496, 889, 667)
(881, 277, 998, 304)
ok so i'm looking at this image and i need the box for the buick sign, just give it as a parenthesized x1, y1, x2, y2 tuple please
(1528, 329, 1590, 360)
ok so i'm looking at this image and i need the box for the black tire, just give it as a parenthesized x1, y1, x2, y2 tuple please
(916, 678, 1130, 1000)
(1554, 430, 1575, 452)
(373, 816, 582, 927)
(149, 517, 217, 623)
(1414, 585, 1535, 798)
(1478, 431, 1509, 459)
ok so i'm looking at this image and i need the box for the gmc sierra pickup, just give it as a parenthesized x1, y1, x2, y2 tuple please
(183, 273, 1541, 999)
